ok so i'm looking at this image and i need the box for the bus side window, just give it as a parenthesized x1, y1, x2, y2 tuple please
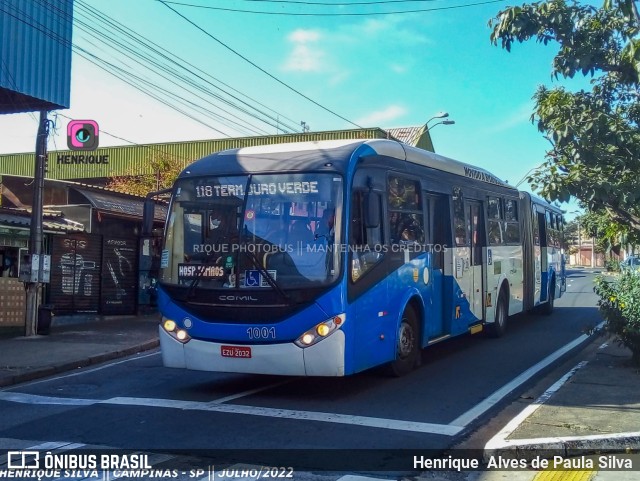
(546, 210, 556, 247)
(453, 187, 466, 246)
(538, 212, 548, 247)
(388, 176, 424, 246)
(504, 198, 520, 244)
(350, 190, 384, 282)
(487, 196, 503, 245)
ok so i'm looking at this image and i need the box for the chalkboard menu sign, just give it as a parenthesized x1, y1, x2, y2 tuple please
(100, 237, 138, 315)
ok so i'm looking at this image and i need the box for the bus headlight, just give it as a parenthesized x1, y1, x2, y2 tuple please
(295, 314, 345, 348)
(162, 318, 191, 344)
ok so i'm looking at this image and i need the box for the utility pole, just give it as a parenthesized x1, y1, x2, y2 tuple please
(25, 110, 48, 336)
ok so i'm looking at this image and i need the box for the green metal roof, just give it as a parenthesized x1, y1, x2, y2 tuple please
(0, 128, 398, 180)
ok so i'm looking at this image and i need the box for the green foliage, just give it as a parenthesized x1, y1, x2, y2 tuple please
(594, 272, 640, 365)
(605, 258, 621, 272)
(489, 0, 640, 235)
(106, 153, 185, 197)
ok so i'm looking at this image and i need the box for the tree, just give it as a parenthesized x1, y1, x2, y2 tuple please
(563, 218, 580, 252)
(489, 0, 640, 234)
(106, 152, 185, 197)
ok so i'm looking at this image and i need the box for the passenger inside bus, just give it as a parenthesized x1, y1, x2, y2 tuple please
(289, 220, 314, 245)
(315, 208, 335, 241)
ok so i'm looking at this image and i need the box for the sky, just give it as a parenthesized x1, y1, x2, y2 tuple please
(1, 0, 586, 217)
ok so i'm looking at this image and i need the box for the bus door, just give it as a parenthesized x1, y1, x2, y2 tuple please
(348, 189, 392, 372)
(424, 194, 448, 338)
(466, 200, 485, 321)
(537, 211, 549, 301)
(451, 189, 484, 333)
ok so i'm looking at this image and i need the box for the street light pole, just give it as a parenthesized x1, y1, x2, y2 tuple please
(428, 119, 456, 130)
(408, 112, 454, 146)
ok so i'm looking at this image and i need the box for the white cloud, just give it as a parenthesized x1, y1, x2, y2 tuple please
(289, 29, 320, 43)
(283, 29, 325, 72)
(356, 105, 407, 126)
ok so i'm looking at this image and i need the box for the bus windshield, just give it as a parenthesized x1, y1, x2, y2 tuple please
(160, 173, 343, 294)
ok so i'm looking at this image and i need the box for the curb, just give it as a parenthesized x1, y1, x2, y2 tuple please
(0, 339, 159, 388)
(485, 433, 640, 462)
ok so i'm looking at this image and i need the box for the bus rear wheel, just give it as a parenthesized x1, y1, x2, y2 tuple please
(487, 289, 508, 338)
(387, 306, 420, 377)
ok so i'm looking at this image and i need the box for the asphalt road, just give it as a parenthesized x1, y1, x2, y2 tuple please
(0, 268, 602, 473)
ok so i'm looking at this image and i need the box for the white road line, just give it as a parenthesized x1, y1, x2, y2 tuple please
(0, 351, 160, 391)
(337, 476, 389, 481)
(210, 379, 293, 404)
(104, 396, 463, 436)
(27, 441, 80, 450)
(0, 390, 461, 435)
(0, 391, 99, 406)
(449, 322, 604, 427)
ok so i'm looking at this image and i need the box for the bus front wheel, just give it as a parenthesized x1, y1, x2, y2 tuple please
(541, 279, 555, 315)
(387, 306, 420, 377)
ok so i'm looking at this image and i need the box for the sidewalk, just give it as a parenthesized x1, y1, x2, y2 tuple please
(477, 338, 639, 480)
(0, 313, 160, 387)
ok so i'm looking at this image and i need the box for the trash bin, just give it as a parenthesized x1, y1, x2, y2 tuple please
(37, 305, 54, 335)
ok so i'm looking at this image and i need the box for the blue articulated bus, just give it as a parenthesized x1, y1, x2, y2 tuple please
(156, 139, 565, 376)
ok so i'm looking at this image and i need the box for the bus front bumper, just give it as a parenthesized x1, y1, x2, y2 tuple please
(159, 327, 346, 376)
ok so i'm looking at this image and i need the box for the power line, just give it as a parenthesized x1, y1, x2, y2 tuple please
(37, 0, 301, 136)
(72, 0, 302, 133)
(158, 0, 364, 129)
(162, 0, 507, 15)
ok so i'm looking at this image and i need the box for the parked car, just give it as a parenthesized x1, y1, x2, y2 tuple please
(620, 256, 640, 272)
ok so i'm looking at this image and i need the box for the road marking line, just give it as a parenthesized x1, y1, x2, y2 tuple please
(0, 389, 461, 435)
(0, 391, 99, 406)
(210, 379, 293, 404)
(337, 476, 390, 481)
(0, 351, 160, 391)
(450, 322, 604, 428)
(104, 396, 463, 435)
(26, 441, 80, 450)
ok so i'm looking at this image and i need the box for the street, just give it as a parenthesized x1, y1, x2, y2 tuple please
(0, 269, 602, 475)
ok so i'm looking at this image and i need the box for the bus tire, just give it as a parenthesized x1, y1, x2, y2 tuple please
(386, 306, 420, 377)
(541, 278, 555, 315)
(487, 289, 508, 338)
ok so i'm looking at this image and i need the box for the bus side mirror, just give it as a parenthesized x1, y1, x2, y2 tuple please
(364, 192, 381, 228)
(142, 198, 155, 236)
